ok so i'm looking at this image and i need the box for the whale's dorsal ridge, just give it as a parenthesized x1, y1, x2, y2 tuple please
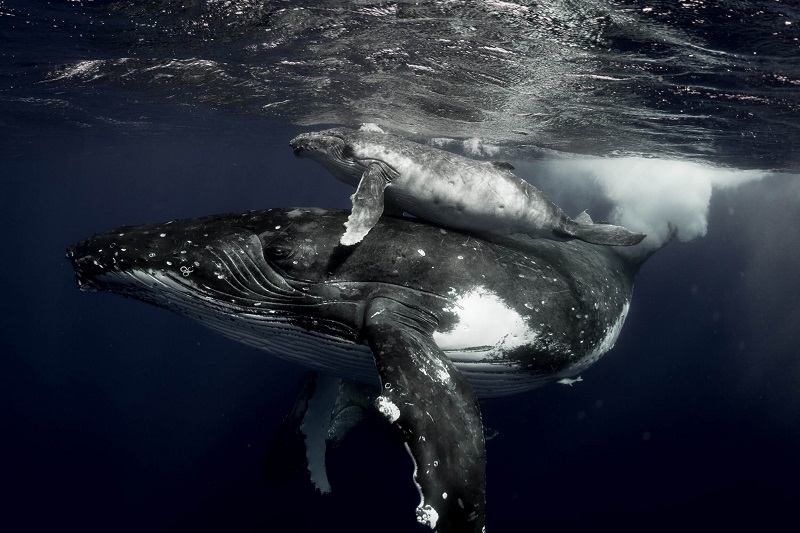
(574, 210, 594, 225)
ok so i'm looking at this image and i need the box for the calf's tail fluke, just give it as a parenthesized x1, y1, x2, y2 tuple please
(571, 224, 647, 246)
(559, 216, 647, 246)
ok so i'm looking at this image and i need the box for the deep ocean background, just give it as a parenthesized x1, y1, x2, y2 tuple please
(3, 1, 800, 531)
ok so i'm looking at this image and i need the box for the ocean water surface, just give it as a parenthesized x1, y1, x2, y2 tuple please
(2, 1, 799, 531)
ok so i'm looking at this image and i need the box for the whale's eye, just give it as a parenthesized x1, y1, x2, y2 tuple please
(265, 239, 294, 260)
(341, 144, 355, 160)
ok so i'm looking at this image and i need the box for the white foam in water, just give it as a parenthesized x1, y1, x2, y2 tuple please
(520, 157, 769, 251)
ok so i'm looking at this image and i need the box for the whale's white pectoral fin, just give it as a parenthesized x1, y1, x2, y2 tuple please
(364, 296, 487, 533)
(341, 163, 391, 246)
(267, 371, 377, 491)
(299, 373, 341, 494)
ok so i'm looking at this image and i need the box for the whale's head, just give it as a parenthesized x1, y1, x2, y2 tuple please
(290, 128, 381, 187)
(67, 208, 386, 350)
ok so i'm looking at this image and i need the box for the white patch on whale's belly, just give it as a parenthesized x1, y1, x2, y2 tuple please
(434, 287, 536, 362)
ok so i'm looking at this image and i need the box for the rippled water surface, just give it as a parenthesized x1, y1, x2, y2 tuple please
(3, 0, 799, 168)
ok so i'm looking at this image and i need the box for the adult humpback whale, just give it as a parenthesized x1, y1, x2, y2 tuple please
(68, 208, 659, 532)
(290, 127, 646, 247)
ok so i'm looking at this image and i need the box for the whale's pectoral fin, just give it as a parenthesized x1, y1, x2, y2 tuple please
(364, 297, 486, 533)
(266, 372, 378, 492)
(341, 163, 392, 246)
(265, 371, 319, 486)
(298, 373, 341, 494)
(557, 219, 647, 247)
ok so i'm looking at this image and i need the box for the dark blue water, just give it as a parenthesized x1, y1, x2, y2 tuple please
(2, 1, 799, 531)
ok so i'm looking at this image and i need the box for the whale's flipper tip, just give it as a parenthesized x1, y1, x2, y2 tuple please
(339, 228, 366, 246)
(560, 222, 646, 247)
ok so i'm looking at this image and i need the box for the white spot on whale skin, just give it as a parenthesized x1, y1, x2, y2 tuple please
(416, 503, 439, 529)
(417, 249, 426, 256)
(557, 376, 583, 386)
(376, 396, 400, 423)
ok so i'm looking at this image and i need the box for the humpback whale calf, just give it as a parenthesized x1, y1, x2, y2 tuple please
(290, 127, 646, 247)
(68, 208, 662, 532)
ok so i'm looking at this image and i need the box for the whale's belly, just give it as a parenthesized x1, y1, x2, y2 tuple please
(387, 163, 540, 235)
(101, 269, 624, 400)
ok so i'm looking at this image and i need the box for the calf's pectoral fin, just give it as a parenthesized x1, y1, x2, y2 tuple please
(364, 297, 487, 533)
(341, 163, 392, 246)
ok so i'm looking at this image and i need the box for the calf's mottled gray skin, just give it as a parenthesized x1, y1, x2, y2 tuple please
(69, 208, 658, 532)
(290, 127, 646, 247)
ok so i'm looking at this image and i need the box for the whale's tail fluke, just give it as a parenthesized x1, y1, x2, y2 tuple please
(556, 211, 647, 247)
